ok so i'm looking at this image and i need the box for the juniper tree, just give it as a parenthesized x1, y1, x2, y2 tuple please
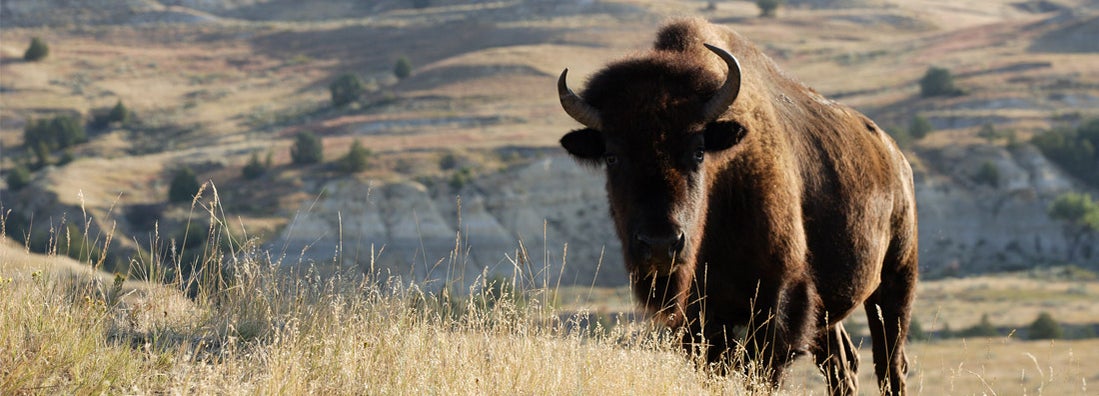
(168, 167, 202, 203)
(329, 74, 365, 107)
(291, 131, 323, 165)
(24, 37, 48, 61)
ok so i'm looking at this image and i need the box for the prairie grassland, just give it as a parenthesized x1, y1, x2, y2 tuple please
(2, 199, 1097, 395)
(0, 209, 764, 395)
(781, 336, 1097, 395)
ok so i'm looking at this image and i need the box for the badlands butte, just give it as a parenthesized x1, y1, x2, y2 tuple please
(2, 0, 1099, 287)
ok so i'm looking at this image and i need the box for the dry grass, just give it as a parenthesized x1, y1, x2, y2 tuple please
(3, 191, 1097, 395)
(780, 337, 1097, 395)
(0, 196, 769, 395)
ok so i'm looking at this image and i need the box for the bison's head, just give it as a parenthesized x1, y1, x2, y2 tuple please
(557, 44, 747, 322)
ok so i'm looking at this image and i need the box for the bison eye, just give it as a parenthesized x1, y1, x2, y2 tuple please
(692, 149, 704, 163)
(605, 154, 619, 166)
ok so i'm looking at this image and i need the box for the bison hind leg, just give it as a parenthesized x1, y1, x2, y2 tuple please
(863, 261, 917, 395)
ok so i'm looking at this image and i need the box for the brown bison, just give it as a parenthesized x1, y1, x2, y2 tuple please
(557, 19, 918, 395)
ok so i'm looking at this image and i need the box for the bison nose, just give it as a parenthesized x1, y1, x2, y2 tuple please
(635, 232, 686, 261)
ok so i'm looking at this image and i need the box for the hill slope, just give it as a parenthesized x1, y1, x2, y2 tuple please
(2, 0, 1099, 282)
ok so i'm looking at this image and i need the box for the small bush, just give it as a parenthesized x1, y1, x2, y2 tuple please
(756, 0, 783, 17)
(23, 37, 49, 62)
(1048, 192, 1099, 230)
(394, 57, 413, 80)
(907, 317, 927, 341)
(1031, 119, 1099, 188)
(957, 314, 1000, 338)
(329, 74, 365, 108)
(449, 167, 473, 190)
(168, 167, 202, 203)
(439, 152, 460, 170)
(24, 114, 86, 151)
(339, 139, 371, 173)
(908, 115, 933, 140)
(242, 152, 267, 180)
(125, 203, 163, 232)
(5, 165, 32, 191)
(411, 0, 431, 9)
(107, 100, 131, 125)
(973, 161, 1001, 187)
(1047, 192, 1099, 261)
(291, 131, 323, 165)
(33, 143, 52, 169)
(1027, 312, 1064, 340)
(919, 66, 963, 97)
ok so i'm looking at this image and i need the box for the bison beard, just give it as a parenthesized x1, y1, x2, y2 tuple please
(556, 18, 918, 396)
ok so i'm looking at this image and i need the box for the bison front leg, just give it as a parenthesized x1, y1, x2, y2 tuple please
(741, 278, 820, 387)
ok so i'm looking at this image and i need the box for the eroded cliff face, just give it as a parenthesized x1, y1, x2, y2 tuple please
(915, 144, 1089, 276)
(273, 144, 1097, 286)
(273, 157, 624, 286)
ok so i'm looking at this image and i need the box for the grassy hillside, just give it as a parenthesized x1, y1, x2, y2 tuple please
(2, 220, 1096, 394)
(4, 1, 1098, 242)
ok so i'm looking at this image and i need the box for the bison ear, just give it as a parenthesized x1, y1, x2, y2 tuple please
(561, 128, 605, 164)
(704, 121, 747, 152)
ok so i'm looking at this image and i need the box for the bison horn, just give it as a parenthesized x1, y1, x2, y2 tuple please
(558, 69, 603, 130)
(702, 43, 742, 122)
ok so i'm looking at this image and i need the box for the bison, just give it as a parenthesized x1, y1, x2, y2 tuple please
(556, 18, 918, 395)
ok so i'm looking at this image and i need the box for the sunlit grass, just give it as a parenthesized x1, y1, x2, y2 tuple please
(0, 190, 764, 395)
(2, 187, 1097, 395)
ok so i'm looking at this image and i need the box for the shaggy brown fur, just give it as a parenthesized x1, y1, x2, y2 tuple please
(558, 18, 917, 396)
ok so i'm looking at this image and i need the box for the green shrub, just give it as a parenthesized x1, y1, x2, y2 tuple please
(339, 139, 371, 173)
(756, 0, 783, 17)
(907, 317, 927, 341)
(908, 115, 933, 140)
(23, 37, 49, 62)
(919, 66, 963, 97)
(291, 131, 323, 165)
(242, 152, 267, 180)
(107, 100, 131, 125)
(1048, 192, 1099, 261)
(33, 142, 52, 169)
(439, 152, 460, 170)
(24, 114, 86, 151)
(329, 73, 365, 107)
(974, 161, 1001, 187)
(394, 57, 413, 80)
(449, 167, 473, 190)
(1031, 119, 1099, 187)
(1027, 312, 1064, 340)
(1048, 193, 1099, 231)
(958, 314, 1000, 338)
(168, 167, 202, 203)
(5, 165, 32, 191)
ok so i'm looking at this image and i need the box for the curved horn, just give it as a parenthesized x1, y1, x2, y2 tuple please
(558, 69, 603, 130)
(702, 43, 742, 122)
